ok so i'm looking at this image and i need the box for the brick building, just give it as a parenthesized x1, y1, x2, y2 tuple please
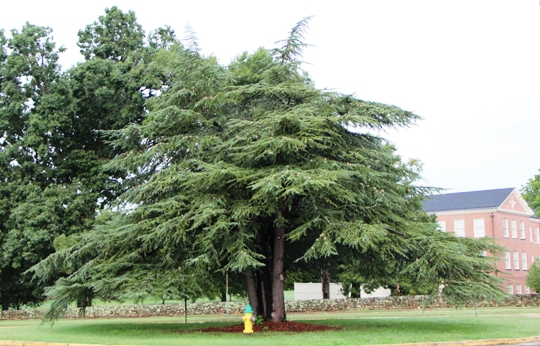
(423, 188, 540, 294)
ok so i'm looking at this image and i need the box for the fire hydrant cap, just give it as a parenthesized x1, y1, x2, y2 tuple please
(244, 304, 254, 313)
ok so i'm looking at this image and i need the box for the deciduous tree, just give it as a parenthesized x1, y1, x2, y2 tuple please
(522, 170, 540, 215)
(0, 24, 68, 310)
(526, 258, 540, 293)
(1, 8, 177, 310)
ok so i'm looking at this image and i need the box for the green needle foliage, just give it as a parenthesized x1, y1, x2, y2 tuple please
(30, 16, 505, 323)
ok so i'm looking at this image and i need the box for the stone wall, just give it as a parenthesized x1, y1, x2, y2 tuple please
(1, 294, 539, 320)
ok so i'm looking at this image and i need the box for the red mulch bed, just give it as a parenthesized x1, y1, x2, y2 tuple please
(194, 321, 341, 333)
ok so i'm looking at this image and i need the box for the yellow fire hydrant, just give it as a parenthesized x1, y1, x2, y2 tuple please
(242, 304, 255, 335)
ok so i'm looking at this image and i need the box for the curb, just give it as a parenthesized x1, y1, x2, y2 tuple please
(0, 343, 102, 346)
(0, 343, 111, 346)
(373, 336, 540, 346)
(0, 343, 118, 346)
(1, 337, 540, 346)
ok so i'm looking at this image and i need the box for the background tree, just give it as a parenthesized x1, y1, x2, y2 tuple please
(1, 7, 177, 310)
(522, 170, 540, 215)
(77, 6, 144, 62)
(0, 23, 69, 310)
(526, 258, 540, 293)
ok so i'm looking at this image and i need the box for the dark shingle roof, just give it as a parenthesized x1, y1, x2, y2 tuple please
(423, 188, 515, 212)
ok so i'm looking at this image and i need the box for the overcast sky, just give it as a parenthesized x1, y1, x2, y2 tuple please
(2, 0, 540, 193)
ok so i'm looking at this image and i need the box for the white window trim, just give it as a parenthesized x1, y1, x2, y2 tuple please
(473, 218, 485, 238)
(520, 221, 525, 240)
(503, 219, 509, 238)
(454, 219, 465, 237)
(511, 220, 517, 238)
(513, 251, 520, 270)
(522, 251, 527, 271)
(505, 252, 511, 270)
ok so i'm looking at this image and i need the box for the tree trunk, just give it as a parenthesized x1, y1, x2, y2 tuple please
(321, 269, 330, 299)
(350, 283, 361, 298)
(271, 219, 286, 322)
(261, 267, 273, 321)
(256, 228, 273, 321)
(255, 271, 265, 317)
(244, 269, 259, 315)
(76, 293, 93, 308)
(1, 298, 9, 311)
(76, 288, 93, 317)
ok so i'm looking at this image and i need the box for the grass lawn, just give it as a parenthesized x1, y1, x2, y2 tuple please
(1, 307, 540, 346)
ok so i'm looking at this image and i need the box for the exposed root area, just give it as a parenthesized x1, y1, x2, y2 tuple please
(194, 321, 342, 333)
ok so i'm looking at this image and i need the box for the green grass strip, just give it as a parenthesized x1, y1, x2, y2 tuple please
(1, 307, 539, 346)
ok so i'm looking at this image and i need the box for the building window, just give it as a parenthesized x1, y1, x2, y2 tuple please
(520, 221, 525, 239)
(508, 284, 513, 294)
(454, 219, 465, 237)
(516, 284, 522, 294)
(522, 252, 527, 270)
(536, 228, 539, 244)
(437, 221, 446, 232)
(505, 252, 511, 269)
(511, 220, 517, 238)
(530, 227, 534, 244)
(503, 219, 509, 237)
(473, 218, 485, 238)
(513, 251, 520, 270)
(525, 286, 530, 294)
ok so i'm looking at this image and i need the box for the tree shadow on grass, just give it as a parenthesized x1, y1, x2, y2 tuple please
(58, 320, 239, 338)
(29, 317, 519, 346)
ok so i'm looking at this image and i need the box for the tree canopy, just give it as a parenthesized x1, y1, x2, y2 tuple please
(0, 23, 70, 310)
(522, 170, 540, 216)
(526, 258, 540, 293)
(0, 7, 175, 310)
(29, 16, 505, 323)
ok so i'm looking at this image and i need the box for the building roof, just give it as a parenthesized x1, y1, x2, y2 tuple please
(423, 188, 515, 212)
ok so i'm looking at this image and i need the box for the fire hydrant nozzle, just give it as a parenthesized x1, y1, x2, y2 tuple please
(242, 304, 255, 335)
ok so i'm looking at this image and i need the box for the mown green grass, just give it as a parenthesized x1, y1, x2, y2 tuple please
(1, 307, 539, 346)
